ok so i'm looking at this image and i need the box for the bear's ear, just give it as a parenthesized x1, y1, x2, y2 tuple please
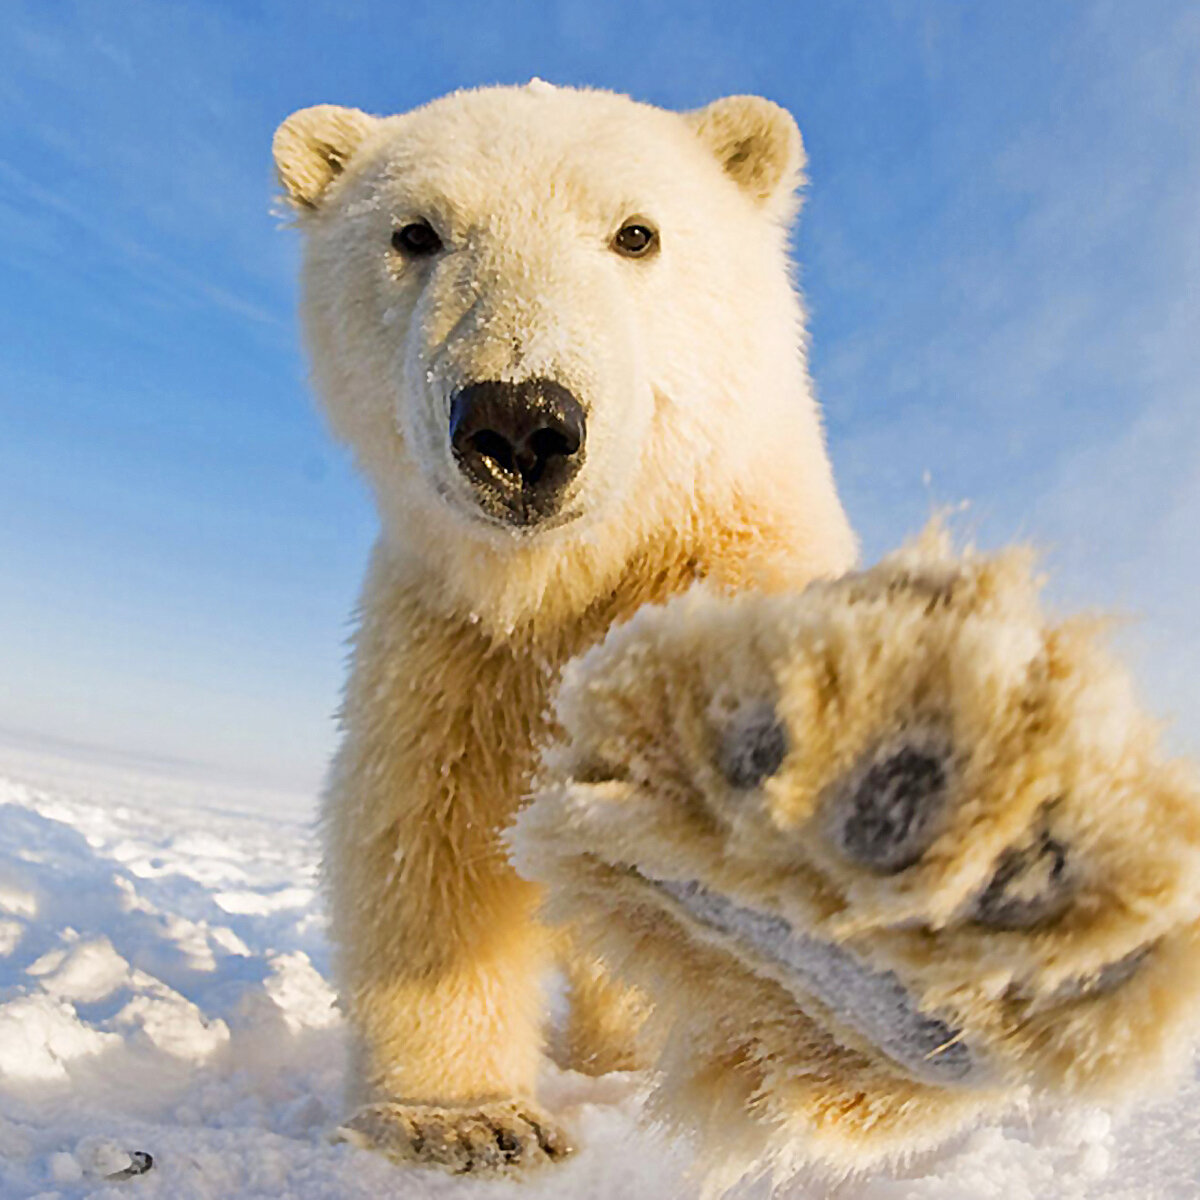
(272, 104, 379, 212)
(684, 95, 806, 214)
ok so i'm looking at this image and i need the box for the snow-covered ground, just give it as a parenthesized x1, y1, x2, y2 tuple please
(1, 742, 1198, 1200)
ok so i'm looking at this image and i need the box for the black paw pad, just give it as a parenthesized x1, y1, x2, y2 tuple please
(832, 745, 948, 873)
(973, 831, 1070, 930)
(717, 703, 788, 789)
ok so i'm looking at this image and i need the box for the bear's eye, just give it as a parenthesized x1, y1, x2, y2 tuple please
(612, 220, 659, 259)
(391, 220, 443, 257)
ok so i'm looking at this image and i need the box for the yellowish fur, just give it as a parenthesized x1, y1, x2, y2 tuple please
(513, 528, 1200, 1187)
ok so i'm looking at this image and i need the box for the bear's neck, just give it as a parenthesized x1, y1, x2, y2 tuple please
(377, 481, 846, 658)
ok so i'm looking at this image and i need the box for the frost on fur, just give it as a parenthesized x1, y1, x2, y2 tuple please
(512, 525, 1200, 1190)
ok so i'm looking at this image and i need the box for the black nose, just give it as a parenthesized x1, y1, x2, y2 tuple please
(449, 379, 586, 524)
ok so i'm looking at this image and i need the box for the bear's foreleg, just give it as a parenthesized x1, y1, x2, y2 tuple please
(323, 565, 573, 1173)
(559, 938, 650, 1076)
(330, 846, 571, 1172)
(330, 834, 549, 1105)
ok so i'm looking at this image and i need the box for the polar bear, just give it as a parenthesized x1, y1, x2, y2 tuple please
(273, 82, 856, 1174)
(275, 84, 1200, 1184)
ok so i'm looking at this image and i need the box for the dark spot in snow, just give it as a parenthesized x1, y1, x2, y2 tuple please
(105, 1150, 154, 1181)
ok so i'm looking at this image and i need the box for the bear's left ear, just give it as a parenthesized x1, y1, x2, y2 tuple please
(273, 104, 380, 212)
(684, 95, 806, 216)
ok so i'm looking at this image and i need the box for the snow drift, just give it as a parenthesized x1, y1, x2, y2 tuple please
(0, 743, 1196, 1199)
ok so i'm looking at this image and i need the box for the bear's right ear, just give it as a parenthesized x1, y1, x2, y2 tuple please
(684, 95, 806, 218)
(272, 105, 379, 212)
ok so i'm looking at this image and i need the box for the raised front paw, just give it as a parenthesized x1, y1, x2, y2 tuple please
(336, 1098, 573, 1175)
(513, 525, 1200, 1173)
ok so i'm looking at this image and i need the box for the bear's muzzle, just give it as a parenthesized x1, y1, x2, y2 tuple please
(449, 378, 586, 527)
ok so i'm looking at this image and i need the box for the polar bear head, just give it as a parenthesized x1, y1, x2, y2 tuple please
(274, 83, 845, 624)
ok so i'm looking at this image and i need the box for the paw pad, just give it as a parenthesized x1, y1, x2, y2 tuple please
(717, 703, 788, 789)
(973, 829, 1070, 930)
(1087, 944, 1151, 994)
(831, 744, 948, 873)
(1047, 943, 1153, 1002)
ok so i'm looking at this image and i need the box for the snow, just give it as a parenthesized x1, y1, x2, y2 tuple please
(1, 743, 1198, 1199)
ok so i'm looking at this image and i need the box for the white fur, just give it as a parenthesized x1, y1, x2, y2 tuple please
(288, 84, 853, 632)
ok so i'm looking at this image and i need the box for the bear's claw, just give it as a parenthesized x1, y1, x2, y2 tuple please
(336, 1099, 573, 1175)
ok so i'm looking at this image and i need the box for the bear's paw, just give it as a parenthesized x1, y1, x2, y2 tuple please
(336, 1098, 573, 1176)
(512, 524, 1200, 1180)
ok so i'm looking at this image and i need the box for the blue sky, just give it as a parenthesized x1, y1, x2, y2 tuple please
(1, 0, 1197, 792)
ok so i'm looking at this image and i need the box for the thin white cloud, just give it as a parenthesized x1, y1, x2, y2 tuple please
(827, 2, 1200, 747)
(0, 158, 287, 332)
